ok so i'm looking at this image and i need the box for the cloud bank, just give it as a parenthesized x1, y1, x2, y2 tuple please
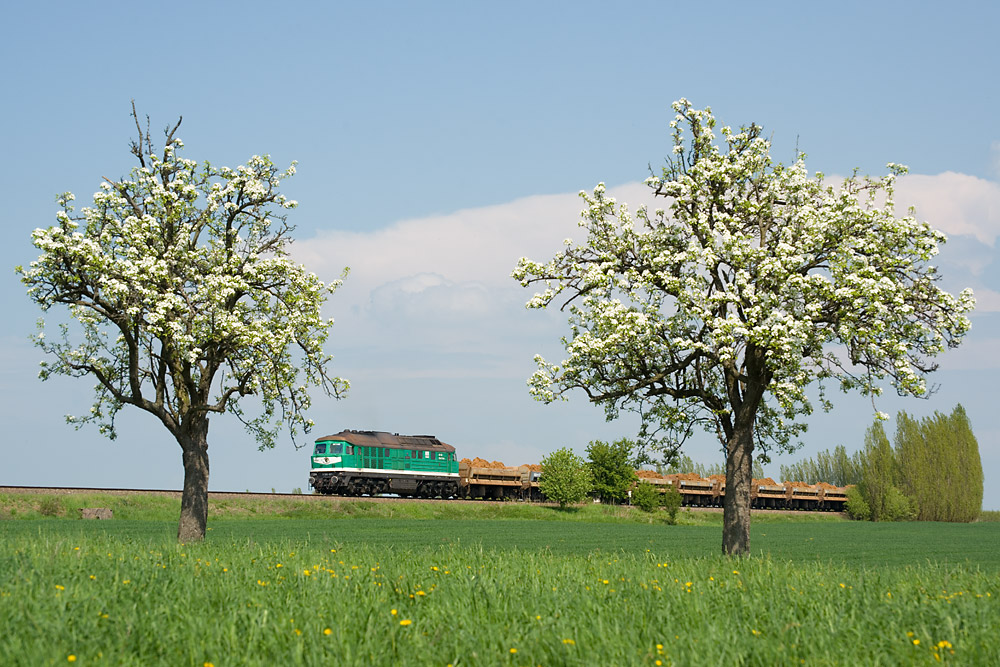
(895, 172, 1000, 247)
(294, 172, 1000, 339)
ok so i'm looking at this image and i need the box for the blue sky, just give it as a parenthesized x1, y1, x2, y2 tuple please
(2, 1, 998, 508)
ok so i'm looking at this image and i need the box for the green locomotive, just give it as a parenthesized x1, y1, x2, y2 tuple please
(309, 430, 460, 498)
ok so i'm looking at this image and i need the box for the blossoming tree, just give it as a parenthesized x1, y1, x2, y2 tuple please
(512, 99, 974, 555)
(18, 107, 348, 541)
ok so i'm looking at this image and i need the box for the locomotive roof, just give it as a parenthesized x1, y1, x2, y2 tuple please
(316, 429, 456, 453)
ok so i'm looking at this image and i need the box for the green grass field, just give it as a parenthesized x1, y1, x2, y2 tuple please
(2, 495, 997, 665)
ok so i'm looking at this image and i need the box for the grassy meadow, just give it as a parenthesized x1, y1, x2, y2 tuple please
(2, 494, 998, 665)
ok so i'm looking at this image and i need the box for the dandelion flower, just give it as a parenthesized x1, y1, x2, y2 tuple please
(67, 657, 76, 663)
(400, 619, 412, 626)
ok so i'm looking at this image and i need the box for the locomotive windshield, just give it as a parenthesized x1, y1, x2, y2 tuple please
(314, 442, 345, 456)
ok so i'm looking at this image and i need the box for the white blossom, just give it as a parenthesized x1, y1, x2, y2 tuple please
(17, 124, 348, 451)
(513, 99, 973, 552)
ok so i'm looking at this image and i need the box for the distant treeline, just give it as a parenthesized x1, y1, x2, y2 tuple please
(781, 405, 982, 522)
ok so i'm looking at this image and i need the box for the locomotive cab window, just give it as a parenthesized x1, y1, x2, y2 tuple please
(314, 442, 345, 455)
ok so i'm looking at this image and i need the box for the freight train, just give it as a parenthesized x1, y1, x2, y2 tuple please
(309, 429, 848, 511)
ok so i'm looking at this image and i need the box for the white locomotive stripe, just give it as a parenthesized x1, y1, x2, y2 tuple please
(316, 467, 459, 478)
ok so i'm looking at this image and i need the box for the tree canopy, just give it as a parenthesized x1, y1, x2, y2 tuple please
(538, 447, 592, 509)
(586, 438, 638, 504)
(513, 99, 974, 555)
(18, 107, 348, 541)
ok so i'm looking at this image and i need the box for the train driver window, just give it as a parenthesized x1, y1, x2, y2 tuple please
(313, 443, 327, 455)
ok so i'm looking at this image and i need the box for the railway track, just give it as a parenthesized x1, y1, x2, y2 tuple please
(0, 485, 488, 505)
(0, 485, 844, 516)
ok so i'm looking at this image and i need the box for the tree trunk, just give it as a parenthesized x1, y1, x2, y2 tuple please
(722, 424, 754, 556)
(177, 417, 210, 542)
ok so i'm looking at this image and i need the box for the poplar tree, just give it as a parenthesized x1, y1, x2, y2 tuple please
(895, 405, 982, 522)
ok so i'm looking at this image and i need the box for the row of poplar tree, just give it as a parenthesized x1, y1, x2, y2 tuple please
(780, 404, 983, 522)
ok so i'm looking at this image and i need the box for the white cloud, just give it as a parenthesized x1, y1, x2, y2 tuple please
(292, 173, 1000, 382)
(970, 288, 1000, 313)
(368, 273, 493, 322)
(293, 182, 658, 308)
(895, 172, 1000, 247)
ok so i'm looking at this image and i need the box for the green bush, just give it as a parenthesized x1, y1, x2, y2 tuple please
(38, 497, 62, 517)
(845, 486, 870, 521)
(586, 438, 638, 504)
(662, 484, 683, 525)
(539, 447, 592, 509)
(632, 481, 659, 513)
(879, 485, 917, 522)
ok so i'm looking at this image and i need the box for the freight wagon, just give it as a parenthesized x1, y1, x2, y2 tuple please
(309, 429, 848, 511)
